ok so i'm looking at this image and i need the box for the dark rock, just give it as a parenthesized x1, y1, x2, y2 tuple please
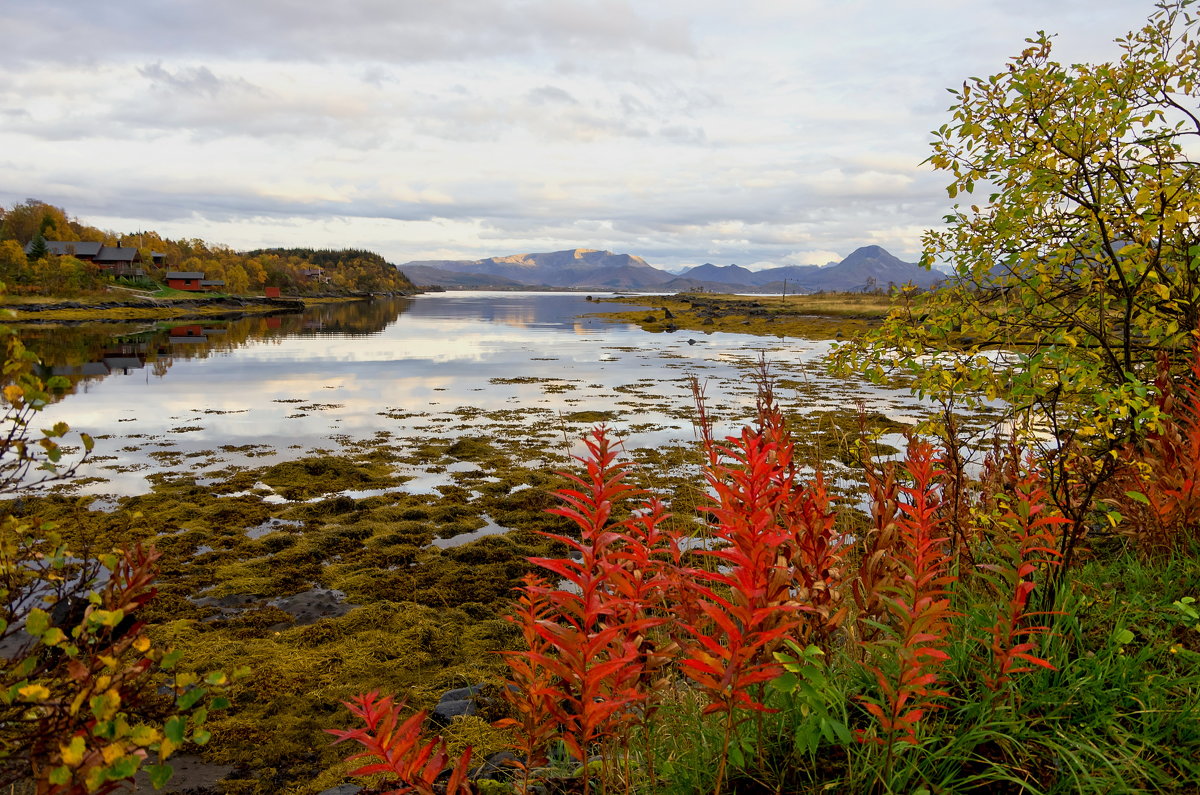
(316, 786, 362, 795)
(439, 684, 485, 703)
(431, 683, 487, 725)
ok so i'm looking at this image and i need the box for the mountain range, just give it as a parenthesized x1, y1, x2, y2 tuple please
(397, 245, 943, 292)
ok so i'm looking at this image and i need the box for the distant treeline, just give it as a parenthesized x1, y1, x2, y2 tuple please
(0, 199, 416, 296)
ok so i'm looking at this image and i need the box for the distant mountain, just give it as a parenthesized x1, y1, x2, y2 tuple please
(676, 263, 760, 285)
(400, 264, 529, 289)
(788, 245, 941, 292)
(396, 245, 941, 292)
(400, 249, 672, 290)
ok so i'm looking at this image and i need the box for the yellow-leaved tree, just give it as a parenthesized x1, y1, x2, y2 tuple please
(833, 0, 1200, 567)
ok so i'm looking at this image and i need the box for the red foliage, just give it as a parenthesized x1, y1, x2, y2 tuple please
(857, 439, 957, 746)
(980, 462, 1065, 691)
(518, 428, 670, 773)
(327, 692, 473, 795)
(1106, 350, 1200, 552)
(496, 575, 560, 775)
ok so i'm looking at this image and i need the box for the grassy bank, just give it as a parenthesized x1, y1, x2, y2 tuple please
(591, 292, 893, 339)
(0, 293, 366, 323)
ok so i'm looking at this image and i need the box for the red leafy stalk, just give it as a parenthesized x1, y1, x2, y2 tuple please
(981, 461, 1066, 692)
(779, 471, 848, 648)
(682, 427, 804, 715)
(857, 439, 957, 750)
(679, 371, 855, 793)
(497, 575, 560, 783)
(327, 691, 473, 795)
(853, 444, 905, 651)
(517, 427, 669, 790)
(680, 387, 816, 793)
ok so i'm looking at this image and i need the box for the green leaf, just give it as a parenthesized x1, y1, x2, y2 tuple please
(1124, 490, 1150, 505)
(1114, 628, 1135, 646)
(148, 764, 174, 790)
(176, 687, 207, 710)
(106, 755, 140, 780)
(164, 715, 186, 745)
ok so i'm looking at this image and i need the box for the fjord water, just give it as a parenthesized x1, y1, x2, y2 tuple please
(27, 292, 920, 496)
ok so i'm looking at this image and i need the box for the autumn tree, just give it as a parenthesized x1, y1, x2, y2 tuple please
(834, 1, 1200, 572)
(838, 0, 1200, 447)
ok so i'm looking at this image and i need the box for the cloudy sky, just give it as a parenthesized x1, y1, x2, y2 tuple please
(0, 0, 1151, 271)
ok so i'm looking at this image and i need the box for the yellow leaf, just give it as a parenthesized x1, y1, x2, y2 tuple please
(18, 684, 50, 701)
(101, 743, 124, 765)
(60, 736, 87, 767)
(159, 736, 177, 761)
(133, 636, 151, 653)
(129, 725, 160, 747)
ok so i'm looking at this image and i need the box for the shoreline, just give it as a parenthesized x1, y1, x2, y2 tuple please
(0, 293, 408, 323)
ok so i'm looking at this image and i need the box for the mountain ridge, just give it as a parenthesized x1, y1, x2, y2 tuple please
(396, 246, 941, 292)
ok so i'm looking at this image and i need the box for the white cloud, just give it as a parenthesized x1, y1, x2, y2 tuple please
(0, 0, 1163, 269)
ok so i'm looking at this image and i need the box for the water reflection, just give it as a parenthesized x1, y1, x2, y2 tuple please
(18, 297, 418, 399)
(17, 292, 929, 496)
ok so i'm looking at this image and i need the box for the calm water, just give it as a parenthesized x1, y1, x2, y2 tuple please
(22, 292, 922, 496)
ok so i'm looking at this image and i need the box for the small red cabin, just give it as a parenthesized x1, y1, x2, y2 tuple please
(265, 286, 281, 298)
(166, 271, 204, 291)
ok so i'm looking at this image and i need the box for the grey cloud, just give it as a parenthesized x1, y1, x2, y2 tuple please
(0, 0, 695, 68)
(138, 63, 264, 99)
(527, 85, 578, 105)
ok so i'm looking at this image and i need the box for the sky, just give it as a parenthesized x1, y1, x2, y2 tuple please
(0, 0, 1152, 272)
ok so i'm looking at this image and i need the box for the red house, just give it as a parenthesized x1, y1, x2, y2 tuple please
(166, 271, 204, 291)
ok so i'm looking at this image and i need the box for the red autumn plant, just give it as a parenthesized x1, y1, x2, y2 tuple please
(327, 691, 474, 795)
(857, 439, 957, 753)
(495, 574, 560, 787)
(516, 427, 670, 792)
(679, 376, 850, 793)
(1105, 349, 1200, 553)
(978, 459, 1065, 693)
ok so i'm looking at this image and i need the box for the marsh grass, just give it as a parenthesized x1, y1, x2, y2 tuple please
(590, 292, 893, 339)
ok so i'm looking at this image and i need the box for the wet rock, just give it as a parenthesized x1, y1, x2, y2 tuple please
(431, 683, 485, 725)
(316, 786, 362, 795)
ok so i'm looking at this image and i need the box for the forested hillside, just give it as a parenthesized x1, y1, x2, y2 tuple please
(0, 199, 416, 296)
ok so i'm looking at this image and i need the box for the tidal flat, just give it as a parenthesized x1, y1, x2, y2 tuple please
(6, 291, 1002, 793)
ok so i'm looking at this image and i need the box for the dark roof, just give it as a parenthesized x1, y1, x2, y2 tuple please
(166, 271, 204, 279)
(25, 241, 140, 264)
(32, 241, 102, 257)
(200, 280, 225, 286)
(96, 246, 139, 263)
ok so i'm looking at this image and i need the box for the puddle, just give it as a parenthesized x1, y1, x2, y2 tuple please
(430, 514, 512, 549)
(245, 517, 304, 539)
(270, 587, 357, 625)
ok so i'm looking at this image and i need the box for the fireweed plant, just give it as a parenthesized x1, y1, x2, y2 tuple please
(331, 366, 1200, 793)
